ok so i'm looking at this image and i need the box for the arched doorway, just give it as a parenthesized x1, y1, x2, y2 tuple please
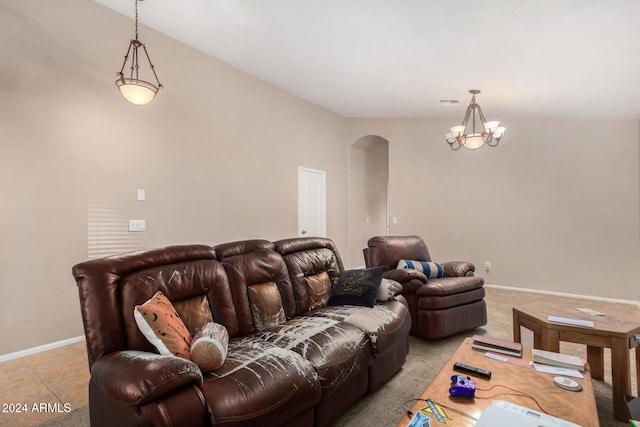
(348, 135, 389, 267)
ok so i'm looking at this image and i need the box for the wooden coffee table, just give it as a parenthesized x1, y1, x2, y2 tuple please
(513, 301, 640, 423)
(395, 337, 598, 427)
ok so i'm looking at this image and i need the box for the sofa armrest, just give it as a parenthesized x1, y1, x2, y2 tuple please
(383, 268, 427, 283)
(91, 350, 203, 407)
(442, 261, 475, 277)
(382, 268, 428, 294)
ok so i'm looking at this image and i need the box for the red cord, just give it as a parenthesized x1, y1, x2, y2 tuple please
(475, 384, 556, 417)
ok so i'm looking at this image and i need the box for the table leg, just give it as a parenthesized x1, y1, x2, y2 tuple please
(587, 345, 604, 381)
(611, 337, 632, 422)
(539, 328, 559, 352)
(513, 311, 521, 343)
(636, 339, 640, 395)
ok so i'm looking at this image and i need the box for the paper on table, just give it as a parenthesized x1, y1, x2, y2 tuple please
(548, 315, 595, 328)
(533, 363, 584, 378)
(485, 352, 533, 368)
(576, 308, 606, 316)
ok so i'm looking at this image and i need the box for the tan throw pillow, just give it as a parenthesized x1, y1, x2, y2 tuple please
(173, 294, 214, 336)
(190, 322, 229, 372)
(304, 271, 331, 310)
(134, 291, 192, 360)
(247, 281, 286, 331)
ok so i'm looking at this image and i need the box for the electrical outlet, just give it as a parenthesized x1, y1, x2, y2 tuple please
(484, 262, 491, 272)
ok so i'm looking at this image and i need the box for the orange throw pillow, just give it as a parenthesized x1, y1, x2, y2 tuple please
(134, 291, 192, 360)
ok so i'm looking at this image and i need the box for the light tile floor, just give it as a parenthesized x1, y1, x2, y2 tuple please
(0, 341, 89, 426)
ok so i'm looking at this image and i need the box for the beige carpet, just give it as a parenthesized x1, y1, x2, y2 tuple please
(38, 287, 638, 426)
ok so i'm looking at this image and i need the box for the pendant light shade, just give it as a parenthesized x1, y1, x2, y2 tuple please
(115, 0, 162, 106)
(117, 78, 158, 106)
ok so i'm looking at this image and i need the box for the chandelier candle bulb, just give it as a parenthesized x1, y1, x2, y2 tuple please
(484, 121, 500, 132)
(451, 126, 465, 137)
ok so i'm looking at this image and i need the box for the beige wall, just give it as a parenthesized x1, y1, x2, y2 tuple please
(0, 0, 348, 355)
(348, 136, 389, 266)
(347, 118, 640, 302)
(1, 1, 639, 356)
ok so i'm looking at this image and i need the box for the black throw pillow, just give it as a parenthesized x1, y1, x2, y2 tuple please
(327, 266, 385, 308)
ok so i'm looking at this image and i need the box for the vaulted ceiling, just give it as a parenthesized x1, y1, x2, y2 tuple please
(94, 0, 640, 119)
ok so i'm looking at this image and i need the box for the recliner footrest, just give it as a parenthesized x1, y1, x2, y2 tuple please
(418, 300, 487, 340)
(419, 287, 485, 310)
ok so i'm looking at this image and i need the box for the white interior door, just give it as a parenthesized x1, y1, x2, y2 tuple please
(298, 167, 326, 237)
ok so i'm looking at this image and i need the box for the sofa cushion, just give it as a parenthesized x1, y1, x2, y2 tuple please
(201, 336, 321, 425)
(304, 271, 332, 310)
(134, 291, 192, 360)
(275, 237, 344, 315)
(397, 259, 444, 278)
(366, 235, 432, 271)
(311, 302, 411, 357)
(120, 257, 241, 354)
(328, 266, 384, 308)
(190, 322, 229, 372)
(247, 281, 286, 331)
(256, 316, 373, 393)
(217, 243, 296, 335)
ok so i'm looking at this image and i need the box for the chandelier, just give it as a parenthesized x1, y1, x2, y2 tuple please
(115, 0, 162, 106)
(445, 90, 505, 150)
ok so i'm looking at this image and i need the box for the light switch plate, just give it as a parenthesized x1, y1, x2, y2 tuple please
(128, 219, 146, 232)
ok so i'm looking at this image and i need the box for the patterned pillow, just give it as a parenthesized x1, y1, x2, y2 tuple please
(247, 281, 286, 331)
(134, 291, 192, 360)
(304, 271, 332, 310)
(397, 259, 444, 278)
(190, 322, 229, 372)
(377, 278, 403, 301)
(327, 266, 384, 308)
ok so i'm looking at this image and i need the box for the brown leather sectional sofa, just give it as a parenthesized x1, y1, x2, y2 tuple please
(72, 237, 411, 427)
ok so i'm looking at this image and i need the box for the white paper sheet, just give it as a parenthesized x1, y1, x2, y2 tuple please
(533, 363, 585, 378)
(548, 315, 595, 328)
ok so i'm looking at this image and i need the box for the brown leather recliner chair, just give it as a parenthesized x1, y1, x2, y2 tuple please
(364, 235, 486, 339)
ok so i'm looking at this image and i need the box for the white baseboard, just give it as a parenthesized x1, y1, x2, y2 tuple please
(0, 336, 84, 364)
(485, 283, 640, 307)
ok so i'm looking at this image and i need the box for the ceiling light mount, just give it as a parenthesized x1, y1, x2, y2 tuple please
(115, 0, 162, 106)
(445, 89, 505, 150)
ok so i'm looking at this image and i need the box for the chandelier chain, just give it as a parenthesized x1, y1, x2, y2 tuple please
(134, 0, 139, 40)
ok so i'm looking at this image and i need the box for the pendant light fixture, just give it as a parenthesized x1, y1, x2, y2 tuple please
(445, 90, 505, 150)
(115, 0, 162, 106)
